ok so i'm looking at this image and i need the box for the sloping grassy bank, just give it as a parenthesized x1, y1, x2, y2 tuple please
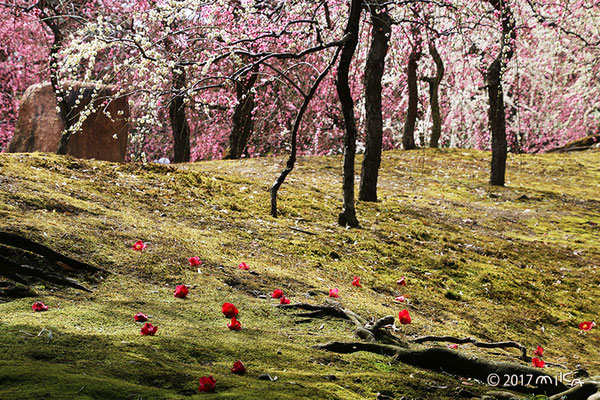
(0, 149, 598, 399)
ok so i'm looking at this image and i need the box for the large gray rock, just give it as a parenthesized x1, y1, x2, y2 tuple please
(8, 82, 129, 162)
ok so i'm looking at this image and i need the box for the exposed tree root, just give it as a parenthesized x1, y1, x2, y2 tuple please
(413, 335, 528, 361)
(412, 336, 568, 369)
(279, 302, 600, 399)
(0, 232, 101, 273)
(317, 341, 564, 395)
(0, 255, 92, 292)
(0, 232, 99, 292)
(0, 257, 29, 285)
(548, 380, 600, 400)
(279, 302, 405, 346)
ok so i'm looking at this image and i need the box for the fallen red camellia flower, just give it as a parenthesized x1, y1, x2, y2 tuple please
(396, 276, 406, 286)
(238, 262, 250, 270)
(280, 296, 290, 305)
(532, 357, 545, 368)
(352, 276, 362, 287)
(579, 321, 596, 331)
(188, 257, 202, 266)
(198, 375, 216, 393)
(134, 312, 148, 322)
(228, 317, 242, 331)
(398, 309, 412, 324)
(231, 360, 246, 374)
(271, 289, 284, 299)
(132, 240, 147, 251)
(222, 302, 239, 318)
(394, 295, 406, 303)
(448, 344, 458, 349)
(533, 345, 544, 357)
(174, 285, 189, 298)
(329, 288, 339, 298)
(141, 323, 158, 335)
(32, 301, 48, 312)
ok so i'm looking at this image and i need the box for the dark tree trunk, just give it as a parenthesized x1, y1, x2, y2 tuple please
(223, 68, 259, 160)
(402, 25, 422, 150)
(425, 39, 444, 148)
(487, 0, 516, 186)
(487, 58, 507, 185)
(336, 0, 362, 227)
(169, 67, 191, 163)
(359, 3, 391, 202)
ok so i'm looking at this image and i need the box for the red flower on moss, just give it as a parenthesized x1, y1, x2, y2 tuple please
(532, 357, 545, 368)
(396, 276, 406, 286)
(228, 317, 242, 331)
(198, 375, 216, 393)
(352, 276, 362, 287)
(132, 240, 147, 251)
(238, 262, 250, 270)
(448, 344, 458, 349)
(188, 257, 202, 266)
(398, 309, 411, 325)
(280, 296, 290, 305)
(271, 289, 284, 299)
(533, 346, 544, 357)
(141, 323, 158, 335)
(231, 360, 246, 374)
(329, 288, 339, 298)
(579, 321, 596, 331)
(32, 301, 48, 312)
(222, 303, 239, 318)
(394, 295, 406, 303)
(174, 285, 189, 298)
(134, 312, 148, 322)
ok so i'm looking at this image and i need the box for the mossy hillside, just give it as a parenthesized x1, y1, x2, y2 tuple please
(0, 149, 598, 399)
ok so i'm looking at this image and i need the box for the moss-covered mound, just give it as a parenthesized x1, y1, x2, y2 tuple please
(0, 149, 598, 399)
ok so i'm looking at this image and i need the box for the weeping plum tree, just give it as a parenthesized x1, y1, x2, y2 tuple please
(487, 0, 516, 186)
(359, 1, 392, 203)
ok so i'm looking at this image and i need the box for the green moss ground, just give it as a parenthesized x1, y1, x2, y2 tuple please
(0, 149, 598, 399)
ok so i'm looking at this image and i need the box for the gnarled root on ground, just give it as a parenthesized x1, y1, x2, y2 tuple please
(279, 302, 598, 399)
